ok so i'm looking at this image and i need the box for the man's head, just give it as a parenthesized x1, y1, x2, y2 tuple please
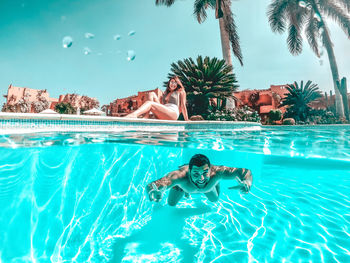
(189, 154, 211, 187)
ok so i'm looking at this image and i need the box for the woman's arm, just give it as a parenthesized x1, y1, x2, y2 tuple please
(179, 90, 189, 121)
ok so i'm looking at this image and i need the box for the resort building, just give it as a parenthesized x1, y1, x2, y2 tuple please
(106, 88, 163, 116)
(4, 85, 58, 107)
(2, 84, 98, 113)
(57, 94, 99, 110)
(3, 85, 58, 113)
(234, 85, 290, 121)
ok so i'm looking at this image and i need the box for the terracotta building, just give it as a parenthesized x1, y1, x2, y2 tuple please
(4, 85, 58, 107)
(3, 84, 98, 113)
(107, 88, 163, 116)
(3, 85, 58, 113)
(234, 85, 291, 121)
(57, 94, 99, 110)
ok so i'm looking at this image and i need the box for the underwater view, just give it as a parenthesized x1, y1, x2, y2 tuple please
(1, 1, 350, 261)
(0, 126, 349, 262)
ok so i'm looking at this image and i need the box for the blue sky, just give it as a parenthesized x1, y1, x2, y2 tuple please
(1, 0, 349, 106)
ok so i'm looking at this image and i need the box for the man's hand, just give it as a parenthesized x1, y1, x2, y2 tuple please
(149, 183, 166, 202)
(228, 175, 252, 194)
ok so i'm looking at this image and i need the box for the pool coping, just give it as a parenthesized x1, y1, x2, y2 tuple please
(0, 112, 262, 134)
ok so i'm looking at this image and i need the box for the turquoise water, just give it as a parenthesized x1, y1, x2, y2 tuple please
(0, 126, 350, 262)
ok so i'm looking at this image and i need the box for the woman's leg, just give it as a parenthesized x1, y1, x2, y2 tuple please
(144, 92, 159, 118)
(126, 101, 178, 120)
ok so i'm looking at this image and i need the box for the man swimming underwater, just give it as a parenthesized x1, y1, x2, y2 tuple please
(147, 154, 252, 206)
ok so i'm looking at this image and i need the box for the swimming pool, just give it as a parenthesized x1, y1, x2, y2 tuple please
(0, 126, 349, 262)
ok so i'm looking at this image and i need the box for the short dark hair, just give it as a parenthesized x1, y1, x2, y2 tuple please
(189, 154, 210, 170)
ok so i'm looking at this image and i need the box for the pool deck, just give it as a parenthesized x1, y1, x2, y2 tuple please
(0, 112, 261, 134)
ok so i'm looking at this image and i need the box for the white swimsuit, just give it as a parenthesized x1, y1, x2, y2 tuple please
(164, 103, 180, 118)
(163, 91, 180, 119)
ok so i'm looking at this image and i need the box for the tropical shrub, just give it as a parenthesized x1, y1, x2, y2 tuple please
(268, 109, 282, 124)
(166, 56, 239, 119)
(207, 106, 261, 122)
(308, 109, 348, 124)
(55, 102, 76, 114)
(1, 104, 17, 112)
(280, 80, 322, 122)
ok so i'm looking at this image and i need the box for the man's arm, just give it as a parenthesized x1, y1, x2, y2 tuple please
(146, 170, 183, 202)
(212, 166, 253, 193)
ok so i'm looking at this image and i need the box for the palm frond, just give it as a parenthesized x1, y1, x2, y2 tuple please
(287, 24, 303, 55)
(320, 0, 350, 14)
(193, 0, 214, 23)
(267, 0, 290, 33)
(305, 13, 321, 57)
(155, 0, 177, 6)
(320, 1, 350, 38)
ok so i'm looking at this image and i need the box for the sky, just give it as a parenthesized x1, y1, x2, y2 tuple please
(0, 0, 350, 106)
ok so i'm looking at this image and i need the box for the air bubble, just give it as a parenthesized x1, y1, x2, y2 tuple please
(62, 36, 73, 48)
(127, 50, 136, 61)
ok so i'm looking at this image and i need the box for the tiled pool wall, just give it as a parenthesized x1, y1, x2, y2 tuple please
(0, 113, 261, 133)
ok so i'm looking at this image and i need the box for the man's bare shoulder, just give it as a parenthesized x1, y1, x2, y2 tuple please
(210, 165, 238, 176)
(170, 164, 189, 180)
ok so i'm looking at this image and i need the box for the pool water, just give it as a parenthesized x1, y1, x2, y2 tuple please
(0, 126, 349, 262)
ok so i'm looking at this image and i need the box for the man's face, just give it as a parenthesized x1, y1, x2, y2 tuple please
(190, 164, 210, 186)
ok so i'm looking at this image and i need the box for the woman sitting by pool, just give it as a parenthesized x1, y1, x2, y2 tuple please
(125, 76, 189, 121)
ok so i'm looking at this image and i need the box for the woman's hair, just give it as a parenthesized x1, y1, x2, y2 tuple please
(164, 77, 183, 95)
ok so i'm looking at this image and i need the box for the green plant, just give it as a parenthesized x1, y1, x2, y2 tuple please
(308, 109, 348, 124)
(280, 80, 322, 122)
(55, 102, 76, 114)
(1, 104, 16, 112)
(167, 55, 238, 118)
(268, 109, 282, 124)
(207, 106, 261, 122)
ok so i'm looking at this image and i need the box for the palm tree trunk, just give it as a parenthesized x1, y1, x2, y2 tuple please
(216, 0, 231, 65)
(219, 18, 235, 108)
(219, 16, 232, 67)
(339, 77, 349, 120)
(319, 20, 344, 117)
(218, 0, 236, 108)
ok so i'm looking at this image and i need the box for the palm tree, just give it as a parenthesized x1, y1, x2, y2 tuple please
(155, 0, 243, 67)
(267, 0, 350, 118)
(166, 55, 239, 117)
(280, 80, 322, 121)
